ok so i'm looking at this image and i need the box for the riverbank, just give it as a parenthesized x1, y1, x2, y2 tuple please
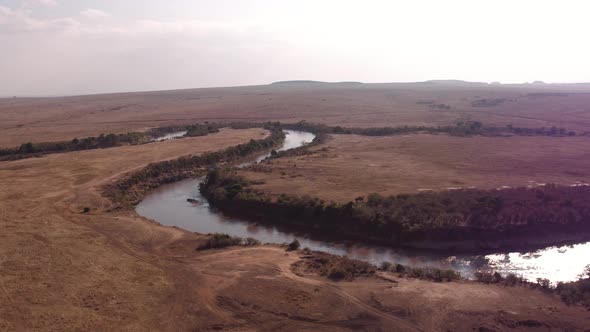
(200, 168, 590, 253)
(103, 126, 285, 207)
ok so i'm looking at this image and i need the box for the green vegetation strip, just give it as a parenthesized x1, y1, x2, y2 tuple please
(200, 169, 590, 251)
(2, 118, 580, 162)
(0, 123, 221, 162)
(283, 120, 579, 137)
(102, 125, 285, 208)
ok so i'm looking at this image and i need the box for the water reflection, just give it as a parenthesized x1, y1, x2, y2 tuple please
(486, 242, 590, 282)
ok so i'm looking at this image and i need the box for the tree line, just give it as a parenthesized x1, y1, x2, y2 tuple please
(0, 123, 224, 162)
(282, 120, 579, 138)
(2, 119, 579, 162)
(200, 170, 590, 251)
(103, 125, 285, 207)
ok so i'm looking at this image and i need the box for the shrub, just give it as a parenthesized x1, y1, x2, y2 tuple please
(287, 239, 301, 251)
(196, 233, 243, 250)
(327, 268, 347, 280)
(379, 261, 392, 271)
(244, 237, 261, 246)
(554, 268, 590, 307)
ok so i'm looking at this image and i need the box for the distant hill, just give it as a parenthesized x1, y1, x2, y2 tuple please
(421, 79, 488, 85)
(271, 80, 363, 85)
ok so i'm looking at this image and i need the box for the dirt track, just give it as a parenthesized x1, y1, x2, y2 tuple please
(1, 128, 589, 331)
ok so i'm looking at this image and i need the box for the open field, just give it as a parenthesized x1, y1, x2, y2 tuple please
(240, 133, 590, 202)
(1, 127, 587, 331)
(4, 81, 590, 147)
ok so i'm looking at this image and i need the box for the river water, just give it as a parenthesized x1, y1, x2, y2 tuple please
(152, 131, 188, 142)
(137, 130, 590, 283)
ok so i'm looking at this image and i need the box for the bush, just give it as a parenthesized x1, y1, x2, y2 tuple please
(287, 239, 301, 251)
(185, 124, 220, 137)
(244, 237, 261, 246)
(395, 264, 406, 273)
(197, 233, 243, 250)
(555, 267, 590, 307)
(379, 261, 392, 271)
(327, 268, 347, 280)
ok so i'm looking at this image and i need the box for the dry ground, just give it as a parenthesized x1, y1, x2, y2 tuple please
(1, 128, 589, 331)
(4, 81, 590, 147)
(240, 133, 590, 202)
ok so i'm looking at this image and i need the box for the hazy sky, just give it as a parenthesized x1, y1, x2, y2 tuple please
(1, 0, 589, 96)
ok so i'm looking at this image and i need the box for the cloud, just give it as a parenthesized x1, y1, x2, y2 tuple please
(0, 4, 289, 95)
(80, 8, 110, 19)
(36, 0, 57, 6)
(0, 5, 79, 33)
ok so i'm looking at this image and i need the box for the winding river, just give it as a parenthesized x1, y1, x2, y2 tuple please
(137, 130, 590, 283)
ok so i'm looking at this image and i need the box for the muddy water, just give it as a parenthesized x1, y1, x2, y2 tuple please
(137, 130, 590, 283)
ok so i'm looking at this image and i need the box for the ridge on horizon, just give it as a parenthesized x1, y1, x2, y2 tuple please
(3, 79, 590, 99)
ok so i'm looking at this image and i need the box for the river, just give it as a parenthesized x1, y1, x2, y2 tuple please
(151, 131, 188, 142)
(137, 130, 590, 283)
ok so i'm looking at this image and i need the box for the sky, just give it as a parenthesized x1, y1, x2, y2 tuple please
(1, 0, 590, 96)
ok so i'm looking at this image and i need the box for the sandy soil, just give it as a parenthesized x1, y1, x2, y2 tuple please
(240, 133, 590, 202)
(1, 128, 589, 331)
(3, 81, 590, 147)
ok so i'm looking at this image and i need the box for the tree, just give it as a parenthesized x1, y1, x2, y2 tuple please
(287, 239, 300, 251)
(19, 142, 35, 153)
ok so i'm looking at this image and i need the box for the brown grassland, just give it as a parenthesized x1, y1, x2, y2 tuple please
(3, 81, 590, 147)
(0, 129, 588, 331)
(240, 133, 590, 202)
(2, 83, 590, 331)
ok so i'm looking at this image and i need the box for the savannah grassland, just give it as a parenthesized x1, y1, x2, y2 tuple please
(3, 81, 590, 147)
(240, 134, 590, 203)
(2, 82, 590, 331)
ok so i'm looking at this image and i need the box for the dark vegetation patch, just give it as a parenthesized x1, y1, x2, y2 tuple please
(527, 92, 570, 98)
(292, 249, 460, 282)
(475, 265, 590, 308)
(185, 123, 220, 137)
(196, 233, 260, 250)
(102, 124, 285, 208)
(416, 100, 435, 105)
(282, 120, 578, 138)
(0, 122, 222, 162)
(2, 119, 579, 163)
(200, 169, 590, 251)
(286, 239, 300, 251)
(0, 132, 152, 161)
(429, 103, 451, 110)
(292, 250, 376, 281)
(414, 100, 451, 109)
(379, 262, 461, 282)
(471, 98, 507, 107)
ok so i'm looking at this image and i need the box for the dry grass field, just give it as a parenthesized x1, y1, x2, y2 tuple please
(3, 81, 590, 147)
(1, 127, 587, 331)
(240, 134, 590, 202)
